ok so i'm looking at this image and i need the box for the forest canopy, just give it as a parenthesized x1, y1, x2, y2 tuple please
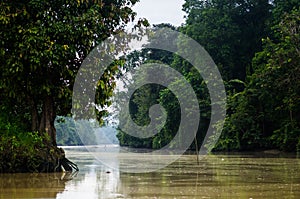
(0, 0, 141, 172)
(117, 0, 300, 152)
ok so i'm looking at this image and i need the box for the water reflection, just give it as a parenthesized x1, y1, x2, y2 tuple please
(57, 147, 121, 199)
(1, 146, 300, 199)
(0, 172, 66, 198)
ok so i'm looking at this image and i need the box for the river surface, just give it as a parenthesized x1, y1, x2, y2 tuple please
(1, 146, 300, 199)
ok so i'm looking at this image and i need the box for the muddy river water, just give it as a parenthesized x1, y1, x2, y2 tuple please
(1, 146, 300, 199)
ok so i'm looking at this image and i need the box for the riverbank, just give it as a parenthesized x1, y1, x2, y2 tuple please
(0, 131, 76, 173)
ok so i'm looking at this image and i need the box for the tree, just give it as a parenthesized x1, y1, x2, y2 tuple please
(182, 0, 271, 81)
(212, 8, 300, 151)
(252, 8, 300, 151)
(116, 23, 211, 150)
(272, 0, 300, 25)
(55, 116, 98, 146)
(0, 0, 139, 146)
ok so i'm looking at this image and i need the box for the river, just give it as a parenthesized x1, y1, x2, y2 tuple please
(1, 146, 300, 199)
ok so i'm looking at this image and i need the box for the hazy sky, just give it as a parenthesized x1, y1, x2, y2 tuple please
(132, 0, 186, 26)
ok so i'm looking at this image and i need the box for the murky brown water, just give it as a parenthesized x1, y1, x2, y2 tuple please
(1, 146, 300, 199)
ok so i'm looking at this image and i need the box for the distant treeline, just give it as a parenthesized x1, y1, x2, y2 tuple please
(55, 117, 119, 146)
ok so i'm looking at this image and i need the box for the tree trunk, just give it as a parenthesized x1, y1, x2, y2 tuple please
(28, 96, 79, 172)
(31, 106, 39, 132)
(28, 96, 39, 132)
(39, 96, 57, 146)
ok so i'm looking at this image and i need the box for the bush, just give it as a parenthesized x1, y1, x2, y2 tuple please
(0, 129, 48, 172)
(0, 114, 62, 173)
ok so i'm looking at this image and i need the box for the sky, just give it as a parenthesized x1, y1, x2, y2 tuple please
(132, 0, 186, 26)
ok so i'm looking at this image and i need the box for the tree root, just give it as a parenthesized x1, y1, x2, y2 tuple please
(55, 157, 79, 172)
(54, 148, 79, 172)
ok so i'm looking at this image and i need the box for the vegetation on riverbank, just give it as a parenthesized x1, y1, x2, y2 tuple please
(0, 112, 63, 173)
(0, 0, 299, 173)
(55, 116, 119, 146)
(117, 0, 300, 152)
(0, 0, 141, 173)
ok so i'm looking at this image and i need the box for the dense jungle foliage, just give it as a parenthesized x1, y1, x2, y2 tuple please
(117, 0, 300, 152)
(0, 0, 140, 172)
(1, 0, 300, 173)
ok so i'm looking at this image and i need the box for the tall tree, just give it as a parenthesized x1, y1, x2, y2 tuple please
(211, 8, 300, 151)
(116, 24, 182, 149)
(182, 0, 271, 81)
(0, 0, 139, 146)
(252, 8, 300, 150)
